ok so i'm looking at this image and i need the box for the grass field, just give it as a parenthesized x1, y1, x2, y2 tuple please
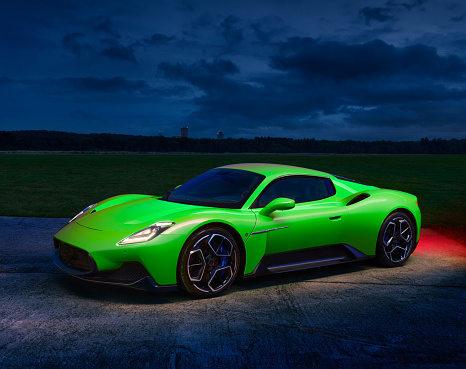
(1, 154, 465, 238)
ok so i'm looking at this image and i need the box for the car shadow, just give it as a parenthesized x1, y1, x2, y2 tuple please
(54, 259, 380, 304)
(54, 274, 189, 304)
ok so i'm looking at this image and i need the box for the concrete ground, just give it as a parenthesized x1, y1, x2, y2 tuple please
(0, 216, 465, 369)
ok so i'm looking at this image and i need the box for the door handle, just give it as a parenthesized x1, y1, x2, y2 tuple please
(329, 216, 341, 220)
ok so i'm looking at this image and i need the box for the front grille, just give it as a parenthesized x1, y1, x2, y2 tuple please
(81, 262, 150, 284)
(54, 239, 151, 285)
(55, 239, 94, 273)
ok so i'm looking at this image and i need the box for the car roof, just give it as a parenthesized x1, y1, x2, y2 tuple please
(218, 163, 333, 178)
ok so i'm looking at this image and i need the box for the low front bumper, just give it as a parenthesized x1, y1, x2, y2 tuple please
(54, 240, 177, 292)
(53, 221, 188, 286)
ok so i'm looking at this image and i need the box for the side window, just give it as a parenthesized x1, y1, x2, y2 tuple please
(255, 176, 335, 208)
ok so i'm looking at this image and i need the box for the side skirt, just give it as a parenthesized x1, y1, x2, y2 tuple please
(245, 244, 374, 277)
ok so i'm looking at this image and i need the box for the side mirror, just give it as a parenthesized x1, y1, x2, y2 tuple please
(259, 197, 295, 216)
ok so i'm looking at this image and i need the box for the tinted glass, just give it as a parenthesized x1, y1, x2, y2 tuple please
(255, 176, 333, 208)
(167, 169, 264, 209)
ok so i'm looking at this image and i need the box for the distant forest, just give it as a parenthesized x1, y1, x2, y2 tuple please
(1, 130, 465, 154)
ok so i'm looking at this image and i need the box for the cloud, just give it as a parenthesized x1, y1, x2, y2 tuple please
(159, 58, 338, 127)
(251, 23, 270, 44)
(180, 0, 194, 12)
(183, 12, 217, 38)
(450, 14, 465, 22)
(359, 7, 394, 26)
(0, 76, 12, 86)
(143, 33, 175, 45)
(385, 0, 427, 11)
(158, 59, 239, 93)
(63, 76, 151, 94)
(220, 16, 243, 46)
(92, 17, 120, 38)
(270, 38, 466, 81)
(159, 59, 239, 79)
(251, 16, 289, 44)
(99, 39, 137, 63)
(62, 32, 96, 60)
(0, 76, 188, 103)
(359, 1, 427, 26)
(63, 32, 136, 63)
(3, 0, 465, 140)
(157, 39, 466, 137)
(345, 100, 466, 130)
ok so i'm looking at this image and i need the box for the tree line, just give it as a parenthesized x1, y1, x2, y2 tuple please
(0, 130, 465, 154)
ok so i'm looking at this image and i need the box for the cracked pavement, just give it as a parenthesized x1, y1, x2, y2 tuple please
(0, 216, 465, 368)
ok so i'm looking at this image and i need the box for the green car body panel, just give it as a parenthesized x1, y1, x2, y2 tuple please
(54, 163, 421, 291)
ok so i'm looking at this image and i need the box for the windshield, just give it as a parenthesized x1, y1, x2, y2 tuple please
(165, 168, 265, 209)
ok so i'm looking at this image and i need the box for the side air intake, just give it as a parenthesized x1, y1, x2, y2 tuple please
(346, 193, 370, 206)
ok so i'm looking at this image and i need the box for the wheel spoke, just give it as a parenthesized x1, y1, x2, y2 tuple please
(186, 233, 238, 294)
(383, 217, 413, 263)
(383, 222, 396, 248)
(392, 245, 408, 252)
(187, 249, 206, 282)
(399, 220, 412, 242)
(208, 234, 232, 256)
(385, 236, 394, 247)
(207, 266, 233, 292)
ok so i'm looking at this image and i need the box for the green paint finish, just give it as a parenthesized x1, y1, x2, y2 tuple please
(54, 163, 421, 288)
(254, 198, 349, 255)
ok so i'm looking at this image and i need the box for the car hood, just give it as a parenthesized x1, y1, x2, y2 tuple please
(76, 196, 198, 232)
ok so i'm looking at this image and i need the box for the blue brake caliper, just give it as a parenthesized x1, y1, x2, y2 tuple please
(219, 245, 228, 277)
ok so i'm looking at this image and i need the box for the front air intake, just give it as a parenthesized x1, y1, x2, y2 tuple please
(80, 262, 150, 284)
(54, 239, 95, 273)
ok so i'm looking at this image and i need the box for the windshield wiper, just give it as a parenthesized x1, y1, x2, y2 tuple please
(161, 184, 183, 201)
(161, 188, 174, 201)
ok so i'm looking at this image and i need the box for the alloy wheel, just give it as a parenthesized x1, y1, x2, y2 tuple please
(186, 233, 238, 294)
(382, 216, 413, 263)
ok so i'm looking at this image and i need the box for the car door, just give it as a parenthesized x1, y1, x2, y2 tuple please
(251, 176, 348, 255)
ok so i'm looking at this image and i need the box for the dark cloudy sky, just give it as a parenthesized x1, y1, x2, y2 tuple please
(1, 0, 465, 140)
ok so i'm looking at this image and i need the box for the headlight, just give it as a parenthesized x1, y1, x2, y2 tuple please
(69, 203, 97, 223)
(117, 221, 175, 245)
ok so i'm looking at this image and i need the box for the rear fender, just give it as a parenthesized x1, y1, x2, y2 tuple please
(341, 189, 420, 255)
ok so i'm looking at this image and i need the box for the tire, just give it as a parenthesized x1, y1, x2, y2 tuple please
(376, 212, 415, 267)
(178, 227, 240, 298)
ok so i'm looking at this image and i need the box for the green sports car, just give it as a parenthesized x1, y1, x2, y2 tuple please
(54, 163, 421, 297)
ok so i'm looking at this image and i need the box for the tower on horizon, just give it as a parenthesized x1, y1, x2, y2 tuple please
(181, 127, 188, 138)
(217, 131, 224, 139)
